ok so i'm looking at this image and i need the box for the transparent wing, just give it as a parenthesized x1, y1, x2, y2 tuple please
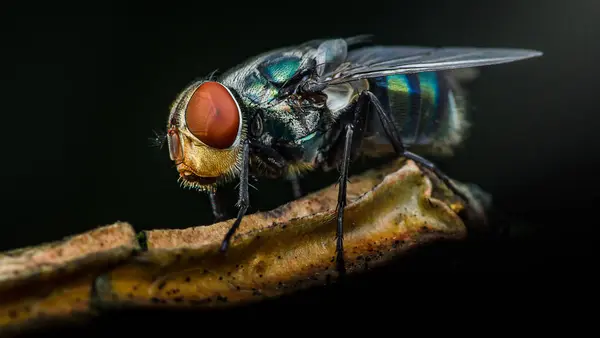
(319, 46, 543, 84)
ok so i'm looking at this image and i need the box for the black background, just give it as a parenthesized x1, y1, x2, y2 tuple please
(2, 0, 599, 332)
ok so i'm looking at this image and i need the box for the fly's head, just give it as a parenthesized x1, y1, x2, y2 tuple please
(167, 80, 246, 192)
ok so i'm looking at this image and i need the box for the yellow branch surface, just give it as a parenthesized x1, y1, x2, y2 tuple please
(0, 223, 139, 335)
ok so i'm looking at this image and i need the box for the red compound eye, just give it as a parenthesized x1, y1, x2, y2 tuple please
(185, 81, 240, 149)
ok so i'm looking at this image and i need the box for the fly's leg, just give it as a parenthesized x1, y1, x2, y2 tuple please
(219, 139, 250, 253)
(289, 176, 303, 199)
(335, 125, 353, 278)
(364, 91, 470, 203)
(334, 93, 370, 279)
(209, 190, 227, 222)
(402, 151, 470, 203)
(249, 139, 300, 198)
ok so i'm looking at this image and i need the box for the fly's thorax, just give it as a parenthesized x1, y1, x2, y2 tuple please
(237, 82, 327, 144)
(166, 80, 247, 190)
(216, 43, 335, 165)
(219, 47, 317, 108)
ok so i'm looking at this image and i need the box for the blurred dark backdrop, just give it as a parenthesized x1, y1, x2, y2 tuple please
(2, 0, 599, 327)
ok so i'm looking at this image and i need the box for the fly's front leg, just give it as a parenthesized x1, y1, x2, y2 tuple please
(249, 139, 299, 198)
(209, 190, 227, 222)
(219, 139, 250, 253)
(364, 91, 470, 203)
(289, 176, 303, 199)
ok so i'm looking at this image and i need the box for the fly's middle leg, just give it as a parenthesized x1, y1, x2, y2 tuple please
(334, 92, 370, 279)
(335, 125, 352, 278)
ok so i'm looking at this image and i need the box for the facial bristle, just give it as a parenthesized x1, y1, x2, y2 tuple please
(149, 129, 168, 149)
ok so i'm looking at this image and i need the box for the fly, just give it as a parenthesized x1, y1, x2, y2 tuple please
(162, 35, 542, 277)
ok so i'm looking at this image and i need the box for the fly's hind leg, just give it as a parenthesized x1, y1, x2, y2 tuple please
(363, 91, 471, 203)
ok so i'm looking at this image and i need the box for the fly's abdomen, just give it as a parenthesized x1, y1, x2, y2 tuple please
(368, 71, 469, 154)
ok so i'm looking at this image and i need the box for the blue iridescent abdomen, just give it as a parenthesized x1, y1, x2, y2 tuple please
(369, 72, 461, 147)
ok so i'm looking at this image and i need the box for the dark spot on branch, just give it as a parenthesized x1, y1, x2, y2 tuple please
(136, 232, 148, 251)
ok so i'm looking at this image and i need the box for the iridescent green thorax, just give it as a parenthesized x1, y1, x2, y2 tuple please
(241, 72, 279, 105)
(239, 55, 303, 106)
(260, 101, 322, 144)
(258, 56, 301, 85)
(234, 54, 324, 144)
(220, 51, 327, 166)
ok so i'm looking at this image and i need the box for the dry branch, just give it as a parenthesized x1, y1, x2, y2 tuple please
(0, 223, 139, 335)
(0, 159, 488, 335)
